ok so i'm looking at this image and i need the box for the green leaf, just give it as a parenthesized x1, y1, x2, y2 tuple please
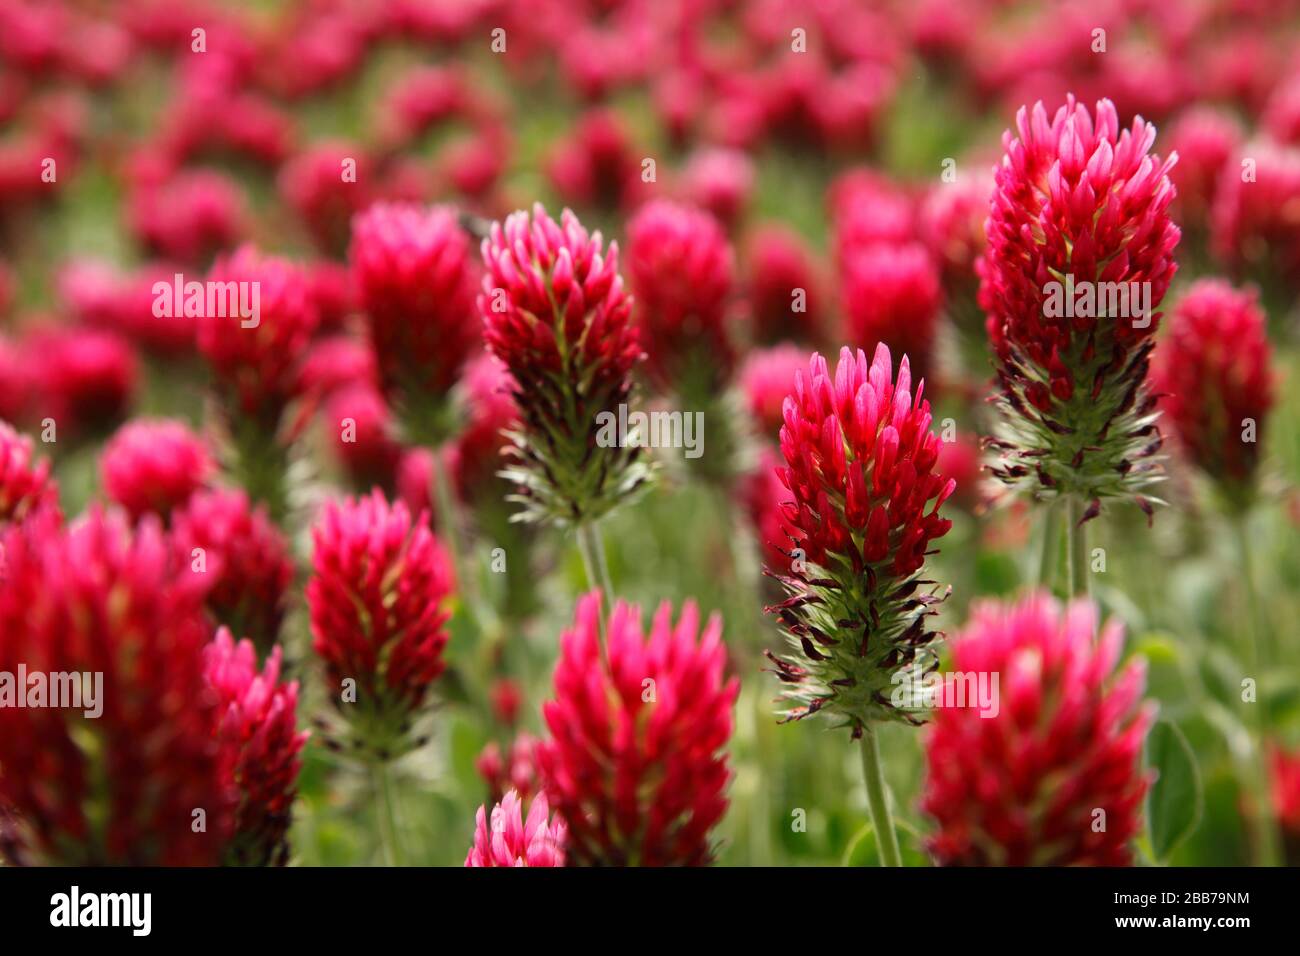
(1145, 718, 1203, 861)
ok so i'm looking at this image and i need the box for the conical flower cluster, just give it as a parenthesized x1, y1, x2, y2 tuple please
(765, 345, 955, 734)
(478, 204, 651, 527)
(464, 790, 566, 868)
(1152, 280, 1275, 505)
(920, 593, 1154, 866)
(307, 490, 454, 759)
(0, 422, 57, 528)
(979, 97, 1180, 513)
(539, 593, 737, 866)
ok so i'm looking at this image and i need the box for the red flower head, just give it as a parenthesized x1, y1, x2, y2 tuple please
(545, 109, 639, 210)
(0, 422, 56, 528)
(465, 790, 566, 868)
(100, 418, 212, 522)
(279, 140, 373, 256)
(204, 628, 308, 866)
(450, 352, 518, 499)
(739, 343, 806, 443)
(0, 509, 234, 865)
(918, 173, 990, 327)
(979, 97, 1180, 509)
(479, 203, 650, 526)
(830, 170, 914, 269)
(477, 732, 540, 805)
(199, 245, 320, 431)
(627, 199, 737, 394)
(1211, 139, 1300, 295)
(307, 490, 453, 758)
(1263, 73, 1300, 146)
(60, 260, 196, 357)
(1152, 280, 1275, 502)
(0, 337, 28, 425)
(350, 202, 479, 440)
(32, 328, 138, 439)
(325, 383, 403, 491)
(489, 677, 522, 727)
(539, 593, 738, 866)
(742, 445, 793, 572)
(1165, 107, 1243, 232)
(1270, 745, 1300, 851)
(843, 241, 943, 385)
(921, 592, 1155, 866)
(297, 334, 379, 402)
(127, 169, 248, 265)
(172, 487, 294, 657)
(680, 148, 755, 231)
(767, 345, 955, 733)
(744, 224, 824, 345)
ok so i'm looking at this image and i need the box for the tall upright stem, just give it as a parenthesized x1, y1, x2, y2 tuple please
(859, 724, 902, 867)
(1233, 516, 1282, 867)
(575, 519, 614, 609)
(1066, 495, 1090, 597)
(1038, 499, 1062, 591)
(371, 761, 403, 867)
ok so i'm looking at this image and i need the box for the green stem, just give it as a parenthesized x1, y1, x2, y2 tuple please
(1233, 516, 1282, 867)
(859, 724, 902, 867)
(1066, 496, 1090, 597)
(1038, 499, 1062, 591)
(575, 519, 615, 609)
(371, 761, 403, 867)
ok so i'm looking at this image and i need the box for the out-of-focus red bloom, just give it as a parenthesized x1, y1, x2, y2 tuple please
(101, 417, 212, 522)
(739, 343, 805, 443)
(60, 261, 196, 356)
(744, 224, 824, 345)
(766, 344, 954, 732)
(540, 593, 737, 866)
(0, 509, 234, 865)
(0, 421, 56, 527)
(307, 490, 453, 758)
(450, 352, 517, 498)
(1271, 745, 1300, 841)
(1212, 139, 1300, 291)
(204, 628, 308, 866)
(172, 487, 294, 657)
(439, 127, 510, 201)
(465, 790, 566, 868)
(742, 445, 792, 572)
(279, 141, 373, 256)
(0, 337, 28, 424)
(377, 66, 470, 150)
(395, 445, 437, 522)
(936, 432, 984, 512)
(477, 732, 540, 805)
(1165, 107, 1243, 231)
(680, 148, 755, 230)
(918, 175, 989, 305)
(199, 245, 320, 430)
(830, 170, 914, 268)
(1152, 280, 1275, 497)
(478, 203, 648, 526)
(627, 200, 737, 393)
(1263, 73, 1300, 146)
(325, 383, 403, 490)
(298, 334, 378, 404)
(490, 677, 522, 727)
(545, 109, 640, 210)
(843, 242, 942, 384)
(127, 169, 248, 265)
(921, 592, 1155, 866)
(980, 97, 1179, 507)
(305, 259, 356, 333)
(350, 202, 479, 436)
(32, 328, 138, 438)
